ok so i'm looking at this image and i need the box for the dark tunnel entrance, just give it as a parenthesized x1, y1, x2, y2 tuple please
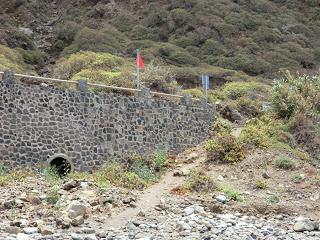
(49, 157, 72, 176)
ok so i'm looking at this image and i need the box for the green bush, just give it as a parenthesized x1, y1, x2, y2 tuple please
(53, 51, 125, 79)
(55, 21, 81, 44)
(291, 173, 304, 183)
(216, 54, 271, 75)
(240, 124, 270, 149)
(252, 27, 282, 43)
(46, 186, 60, 204)
(272, 72, 320, 158)
(274, 155, 295, 170)
(145, 9, 168, 27)
(264, 51, 299, 73)
(171, 0, 196, 9)
(71, 69, 135, 89)
(130, 25, 159, 41)
(0, 44, 32, 72)
(152, 149, 169, 172)
(96, 163, 147, 190)
(201, 39, 226, 56)
(240, 114, 293, 149)
(231, 96, 262, 118)
(73, 27, 122, 53)
(267, 194, 280, 204)
(212, 118, 233, 135)
(112, 14, 138, 32)
(255, 179, 267, 189)
(9, 30, 35, 50)
(205, 132, 245, 163)
(19, 49, 48, 66)
(0, 164, 8, 176)
(171, 32, 199, 48)
(219, 185, 243, 201)
(168, 51, 200, 65)
(221, 81, 270, 100)
(170, 8, 192, 27)
(124, 150, 169, 184)
(272, 71, 320, 119)
(224, 12, 257, 31)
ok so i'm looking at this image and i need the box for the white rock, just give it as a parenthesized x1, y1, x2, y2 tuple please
(22, 227, 38, 234)
(71, 233, 82, 240)
(18, 27, 33, 36)
(216, 195, 227, 203)
(19, 219, 29, 228)
(84, 235, 97, 240)
(194, 205, 204, 213)
(217, 175, 224, 181)
(184, 206, 194, 215)
(181, 223, 191, 230)
(39, 226, 54, 235)
(17, 233, 30, 240)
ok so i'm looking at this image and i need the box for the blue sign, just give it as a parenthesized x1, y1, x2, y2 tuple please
(201, 75, 209, 90)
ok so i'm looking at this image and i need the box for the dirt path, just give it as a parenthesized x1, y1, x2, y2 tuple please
(103, 150, 205, 229)
(102, 128, 242, 229)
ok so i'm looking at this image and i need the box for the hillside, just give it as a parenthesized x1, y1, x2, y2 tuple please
(0, 0, 320, 88)
(0, 2, 320, 239)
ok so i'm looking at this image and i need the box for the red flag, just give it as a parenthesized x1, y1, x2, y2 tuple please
(136, 51, 145, 69)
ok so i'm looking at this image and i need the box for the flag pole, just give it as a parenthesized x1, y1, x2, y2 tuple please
(136, 49, 140, 90)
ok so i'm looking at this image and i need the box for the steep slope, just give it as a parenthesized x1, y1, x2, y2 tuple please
(0, 0, 320, 85)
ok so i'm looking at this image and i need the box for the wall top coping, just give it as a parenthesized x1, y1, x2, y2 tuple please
(0, 70, 215, 110)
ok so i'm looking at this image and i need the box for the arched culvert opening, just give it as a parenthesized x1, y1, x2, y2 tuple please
(48, 155, 73, 177)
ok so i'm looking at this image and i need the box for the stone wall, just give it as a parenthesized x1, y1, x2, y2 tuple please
(0, 72, 215, 171)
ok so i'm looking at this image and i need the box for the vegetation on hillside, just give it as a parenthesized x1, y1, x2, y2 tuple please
(204, 71, 319, 163)
(0, 0, 320, 86)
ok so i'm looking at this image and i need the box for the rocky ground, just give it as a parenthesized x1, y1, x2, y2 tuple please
(0, 145, 319, 240)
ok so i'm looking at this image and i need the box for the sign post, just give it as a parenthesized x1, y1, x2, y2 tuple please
(201, 74, 209, 104)
(136, 49, 140, 90)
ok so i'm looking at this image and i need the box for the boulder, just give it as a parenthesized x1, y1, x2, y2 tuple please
(56, 216, 71, 229)
(39, 226, 54, 235)
(66, 201, 90, 219)
(262, 171, 271, 179)
(5, 226, 21, 234)
(63, 180, 80, 191)
(293, 218, 315, 232)
(218, 104, 243, 123)
(71, 216, 84, 227)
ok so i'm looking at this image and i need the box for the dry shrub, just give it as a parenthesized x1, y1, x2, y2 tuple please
(289, 113, 320, 158)
(205, 132, 245, 163)
(171, 185, 190, 195)
(186, 169, 217, 193)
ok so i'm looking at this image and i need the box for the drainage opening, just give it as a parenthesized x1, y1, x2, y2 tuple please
(49, 157, 72, 177)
